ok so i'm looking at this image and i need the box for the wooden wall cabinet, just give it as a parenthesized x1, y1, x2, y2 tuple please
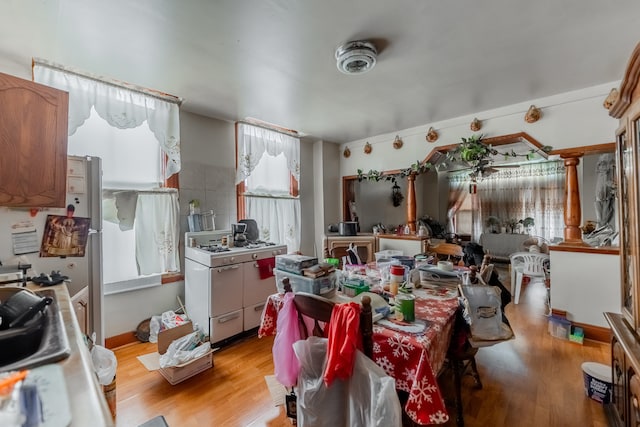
(0, 71, 68, 207)
(605, 41, 640, 427)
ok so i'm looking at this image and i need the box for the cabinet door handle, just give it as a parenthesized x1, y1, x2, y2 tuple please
(217, 265, 240, 272)
(218, 312, 240, 323)
(254, 304, 265, 312)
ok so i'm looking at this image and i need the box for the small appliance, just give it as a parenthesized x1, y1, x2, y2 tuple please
(231, 223, 248, 247)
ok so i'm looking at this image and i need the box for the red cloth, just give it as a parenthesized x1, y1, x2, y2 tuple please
(323, 302, 361, 387)
(256, 257, 275, 279)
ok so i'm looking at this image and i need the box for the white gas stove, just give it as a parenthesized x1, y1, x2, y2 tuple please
(184, 230, 287, 345)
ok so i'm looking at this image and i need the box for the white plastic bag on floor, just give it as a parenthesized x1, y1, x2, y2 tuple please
(90, 333, 117, 385)
(159, 331, 210, 368)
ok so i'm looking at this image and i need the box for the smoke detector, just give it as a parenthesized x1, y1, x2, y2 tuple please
(335, 40, 377, 75)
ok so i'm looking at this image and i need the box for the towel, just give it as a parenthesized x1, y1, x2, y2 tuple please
(257, 257, 276, 279)
(323, 302, 361, 387)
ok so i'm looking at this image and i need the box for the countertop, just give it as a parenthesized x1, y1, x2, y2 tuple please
(24, 283, 115, 427)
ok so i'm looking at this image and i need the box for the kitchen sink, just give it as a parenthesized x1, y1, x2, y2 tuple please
(0, 288, 70, 372)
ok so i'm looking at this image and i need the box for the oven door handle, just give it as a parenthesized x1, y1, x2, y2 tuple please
(218, 312, 241, 323)
(217, 265, 240, 272)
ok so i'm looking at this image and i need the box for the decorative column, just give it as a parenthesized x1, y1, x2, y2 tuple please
(560, 156, 586, 245)
(407, 173, 417, 233)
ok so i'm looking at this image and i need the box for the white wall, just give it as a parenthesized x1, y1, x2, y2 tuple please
(312, 139, 341, 258)
(550, 250, 620, 328)
(339, 82, 619, 177)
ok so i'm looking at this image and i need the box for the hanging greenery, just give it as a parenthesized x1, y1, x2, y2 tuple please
(444, 134, 553, 171)
(357, 160, 432, 184)
(356, 134, 552, 183)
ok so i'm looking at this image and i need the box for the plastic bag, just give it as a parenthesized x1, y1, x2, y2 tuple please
(272, 292, 301, 387)
(161, 310, 187, 330)
(148, 315, 161, 343)
(159, 331, 209, 368)
(459, 285, 514, 345)
(90, 336, 117, 385)
(149, 310, 188, 343)
(293, 337, 402, 427)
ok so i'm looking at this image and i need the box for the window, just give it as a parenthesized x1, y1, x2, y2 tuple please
(236, 122, 300, 251)
(33, 59, 182, 294)
(454, 195, 473, 235)
(69, 111, 179, 293)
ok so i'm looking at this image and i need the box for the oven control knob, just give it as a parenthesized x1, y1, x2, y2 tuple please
(230, 256, 235, 263)
(252, 253, 258, 260)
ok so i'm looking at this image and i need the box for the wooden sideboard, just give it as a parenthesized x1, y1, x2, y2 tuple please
(604, 41, 640, 427)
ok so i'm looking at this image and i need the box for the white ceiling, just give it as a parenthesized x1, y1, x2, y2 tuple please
(1, 0, 640, 144)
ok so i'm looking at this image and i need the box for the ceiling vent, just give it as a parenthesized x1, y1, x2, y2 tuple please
(335, 40, 377, 75)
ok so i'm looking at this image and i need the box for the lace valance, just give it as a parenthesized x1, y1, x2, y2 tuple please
(235, 122, 300, 184)
(33, 58, 182, 178)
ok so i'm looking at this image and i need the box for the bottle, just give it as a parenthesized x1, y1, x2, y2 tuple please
(389, 265, 405, 296)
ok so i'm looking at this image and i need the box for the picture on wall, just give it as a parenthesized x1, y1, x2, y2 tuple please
(40, 215, 91, 257)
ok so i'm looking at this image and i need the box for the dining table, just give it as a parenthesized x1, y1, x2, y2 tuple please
(258, 283, 461, 425)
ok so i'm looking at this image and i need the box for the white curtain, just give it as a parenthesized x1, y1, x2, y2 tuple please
(446, 172, 471, 233)
(246, 197, 301, 252)
(236, 123, 300, 184)
(33, 58, 181, 178)
(475, 161, 565, 241)
(135, 191, 180, 275)
(237, 123, 301, 252)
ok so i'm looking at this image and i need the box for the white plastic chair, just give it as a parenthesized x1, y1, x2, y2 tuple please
(509, 252, 550, 304)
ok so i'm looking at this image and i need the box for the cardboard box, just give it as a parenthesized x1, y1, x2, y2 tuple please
(141, 321, 213, 385)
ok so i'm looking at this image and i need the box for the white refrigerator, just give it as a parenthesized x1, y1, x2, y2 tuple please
(0, 155, 104, 344)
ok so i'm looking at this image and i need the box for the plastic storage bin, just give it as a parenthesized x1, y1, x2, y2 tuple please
(375, 250, 403, 263)
(548, 315, 571, 340)
(275, 269, 337, 296)
(275, 254, 318, 274)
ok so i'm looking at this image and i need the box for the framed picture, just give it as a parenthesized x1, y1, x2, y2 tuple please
(40, 215, 91, 257)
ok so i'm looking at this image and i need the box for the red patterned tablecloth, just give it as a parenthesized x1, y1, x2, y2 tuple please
(258, 289, 459, 425)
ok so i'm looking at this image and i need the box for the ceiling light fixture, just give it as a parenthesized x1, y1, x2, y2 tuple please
(335, 40, 377, 75)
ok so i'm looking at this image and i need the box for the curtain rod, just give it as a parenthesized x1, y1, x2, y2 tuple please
(243, 193, 299, 200)
(238, 119, 300, 138)
(32, 57, 183, 106)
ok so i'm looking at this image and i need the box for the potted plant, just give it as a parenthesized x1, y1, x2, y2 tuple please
(519, 217, 535, 234)
(485, 216, 501, 233)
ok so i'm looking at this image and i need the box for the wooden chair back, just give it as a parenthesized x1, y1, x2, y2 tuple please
(429, 242, 465, 265)
(282, 278, 373, 359)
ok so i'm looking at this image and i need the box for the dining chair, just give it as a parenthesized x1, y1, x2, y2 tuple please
(283, 277, 374, 359)
(429, 242, 465, 265)
(509, 252, 550, 304)
(282, 278, 378, 425)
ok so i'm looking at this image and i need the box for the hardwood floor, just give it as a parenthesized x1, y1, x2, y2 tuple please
(113, 267, 610, 427)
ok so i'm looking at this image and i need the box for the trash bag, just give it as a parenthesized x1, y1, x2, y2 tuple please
(459, 285, 514, 346)
(293, 337, 402, 427)
(272, 292, 301, 387)
(90, 337, 117, 385)
(158, 331, 210, 368)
